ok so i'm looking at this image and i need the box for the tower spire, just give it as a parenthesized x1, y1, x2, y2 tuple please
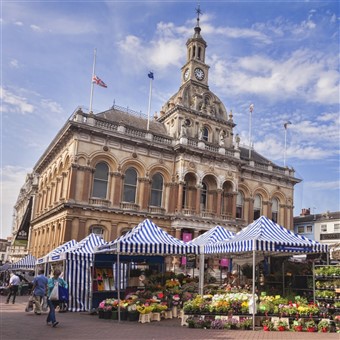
(195, 3, 202, 27)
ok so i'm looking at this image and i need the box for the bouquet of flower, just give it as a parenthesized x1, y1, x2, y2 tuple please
(165, 278, 180, 289)
(171, 294, 180, 306)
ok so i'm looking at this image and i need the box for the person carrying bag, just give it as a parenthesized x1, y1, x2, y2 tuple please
(46, 269, 68, 328)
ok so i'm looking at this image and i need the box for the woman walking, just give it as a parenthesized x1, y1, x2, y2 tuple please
(46, 269, 67, 327)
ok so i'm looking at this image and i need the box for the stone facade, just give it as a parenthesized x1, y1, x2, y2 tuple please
(21, 21, 300, 265)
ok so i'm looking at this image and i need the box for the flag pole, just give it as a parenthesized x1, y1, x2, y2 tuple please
(89, 48, 97, 114)
(147, 73, 153, 131)
(248, 104, 254, 159)
(284, 121, 292, 167)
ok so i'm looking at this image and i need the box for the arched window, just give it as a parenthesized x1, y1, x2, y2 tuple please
(90, 226, 104, 237)
(203, 127, 209, 142)
(123, 168, 137, 203)
(253, 194, 262, 220)
(271, 198, 279, 223)
(150, 173, 163, 207)
(200, 182, 207, 210)
(236, 192, 244, 219)
(92, 162, 109, 198)
(198, 47, 201, 60)
(192, 46, 196, 58)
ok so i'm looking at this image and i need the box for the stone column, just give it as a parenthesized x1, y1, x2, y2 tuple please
(60, 172, 68, 200)
(177, 182, 184, 213)
(68, 164, 78, 201)
(216, 189, 222, 217)
(63, 218, 73, 242)
(263, 201, 269, 217)
(267, 201, 272, 219)
(195, 185, 202, 215)
(82, 167, 93, 202)
(246, 198, 254, 224)
(139, 177, 150, 210)
(231, 192, 237, 219)
(112, 172, 122, 207)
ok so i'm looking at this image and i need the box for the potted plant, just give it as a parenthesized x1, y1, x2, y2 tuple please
(276, 320, 288, 331)
(239, 317, 252, 330)
(305, 319, 317, 332)
(97, 300, 113, 319)
(186, 316, 196, 328)
(317, 319, 330, 333)
(262, 319, 274, 331)
(127, 303, 139, 321)
(334, 315, 340, 333)
(292, 319, 303, 332)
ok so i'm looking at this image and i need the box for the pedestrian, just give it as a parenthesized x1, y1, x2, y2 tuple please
(6, 272, 21, 304)
(46, 269, 67, 328)
(32, 269, 48, 315)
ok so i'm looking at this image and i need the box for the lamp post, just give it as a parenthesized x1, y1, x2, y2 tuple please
(249, 104, 254, 159)
(283, 121, 292, 166)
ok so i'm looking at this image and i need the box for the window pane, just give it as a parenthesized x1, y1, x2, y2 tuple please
(93, 180, 108, 198)
(123, 168, 137, 202)
(150, 173, 163, 206)
(298, 226, 305, 233)
(92, 162, 108, 198)
(306, 225, 313, 233)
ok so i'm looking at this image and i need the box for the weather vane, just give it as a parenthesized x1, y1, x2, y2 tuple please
(196, 3, 202, 27)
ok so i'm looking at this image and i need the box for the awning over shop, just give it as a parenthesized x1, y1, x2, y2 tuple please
(96, 219, 199, 255)
(11, 254, 36, 270)
(36, 239, 78, 264)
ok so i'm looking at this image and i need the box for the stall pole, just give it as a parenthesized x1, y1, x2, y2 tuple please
(312, 261, 315, 304)
(252, 239, 256, 331)
(282, 260, 285, 296)
(117, 251, 121, 322)
(198, 246, 205, 295)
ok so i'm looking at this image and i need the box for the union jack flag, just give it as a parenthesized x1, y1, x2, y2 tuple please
(92, 75, 107, 88)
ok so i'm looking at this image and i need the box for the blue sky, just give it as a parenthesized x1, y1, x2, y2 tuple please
(1, 1, 339, 238)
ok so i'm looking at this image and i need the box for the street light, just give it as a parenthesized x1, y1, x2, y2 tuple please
(283, 121, 292, 167)
(249, 104, 254, 159)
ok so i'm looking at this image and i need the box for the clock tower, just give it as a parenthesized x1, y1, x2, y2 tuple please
(181, 9, 209, 87)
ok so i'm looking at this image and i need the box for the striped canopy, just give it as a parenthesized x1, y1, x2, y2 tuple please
(0, 262, 12, 272)
(11, 254, 36, 270)
(64, 234, 107, 312)
(97, 219, 199, 255)
(205, 216, 328, 254)
(187, 225, 234, 253)
(36, 239, 78, 264)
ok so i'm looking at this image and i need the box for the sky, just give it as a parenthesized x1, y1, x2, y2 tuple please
(1, 0, 339, 239)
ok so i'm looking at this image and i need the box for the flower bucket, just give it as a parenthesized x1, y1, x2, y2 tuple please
(307, 327, 316, 332)
(111, 310, 118, 320)
(128, 311, 139, 321)
(120, 310, 128, 321)
(172, 306, 178, 318)
(103, 310, 112, 319)
(98, 310, 105, 319)
(294, 325, 303, 332)
(263, 326, 270, 331)
(277, 326, 286, 331)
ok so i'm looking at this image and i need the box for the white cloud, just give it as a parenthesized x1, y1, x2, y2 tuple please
(30, 24, 42, 32)
(40, 99, 63, 114)
(0, 166, 30, 238)
(10, 59, 19, 68)
(210, 49, 339, 105)
(307, 180, 340, 190)
(0, 87, 34, 114)
(14, 21, 23, 26)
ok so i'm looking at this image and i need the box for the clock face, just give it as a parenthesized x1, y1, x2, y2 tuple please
(194, 68, 205, 81)
(184, 68, 190, 80)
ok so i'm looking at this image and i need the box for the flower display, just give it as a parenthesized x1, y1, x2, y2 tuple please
(165, 278, 180, 289)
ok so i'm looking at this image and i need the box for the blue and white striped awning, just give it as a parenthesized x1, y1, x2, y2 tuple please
(11, 254, 36, 270)
(96, 219, 199, 255)
(67, 233, 106, 255)
(205, 216, 328, 254)
(36, 239, 78, 264)
(187, 225, 234, 253)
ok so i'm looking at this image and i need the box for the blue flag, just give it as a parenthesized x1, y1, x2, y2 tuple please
(148, 72, 154, 79)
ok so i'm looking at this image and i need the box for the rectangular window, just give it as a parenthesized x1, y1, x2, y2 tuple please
(334, 224, 340, 231)
(306, 225, 313, 233)
(297, 226, 304, 234)
(321, 224, 327, 232)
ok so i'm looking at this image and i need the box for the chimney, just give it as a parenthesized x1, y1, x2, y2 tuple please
(300, 208, 311, 216)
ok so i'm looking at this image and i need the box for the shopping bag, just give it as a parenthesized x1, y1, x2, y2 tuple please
(58, 285, 69, 303)
(25, 296, 34, 312)
(49, 282, 59, 301)
(42, 296, 48, 312)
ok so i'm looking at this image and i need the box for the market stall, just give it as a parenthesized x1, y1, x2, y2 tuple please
(187, 225, 234, 287)
(204, 215, 328, 330)
(95, 218, 199, 321)
(45, 233, 107, 312)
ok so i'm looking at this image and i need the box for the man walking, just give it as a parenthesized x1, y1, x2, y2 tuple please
(32, 269, 48, 315)
(6, 272, 21, 304)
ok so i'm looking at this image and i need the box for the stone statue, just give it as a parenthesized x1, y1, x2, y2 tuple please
(219, 130, 225, 146)
(235, 134, 240, 149)
(199, 127, 204, 140)
(181, 121, 187, 137)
